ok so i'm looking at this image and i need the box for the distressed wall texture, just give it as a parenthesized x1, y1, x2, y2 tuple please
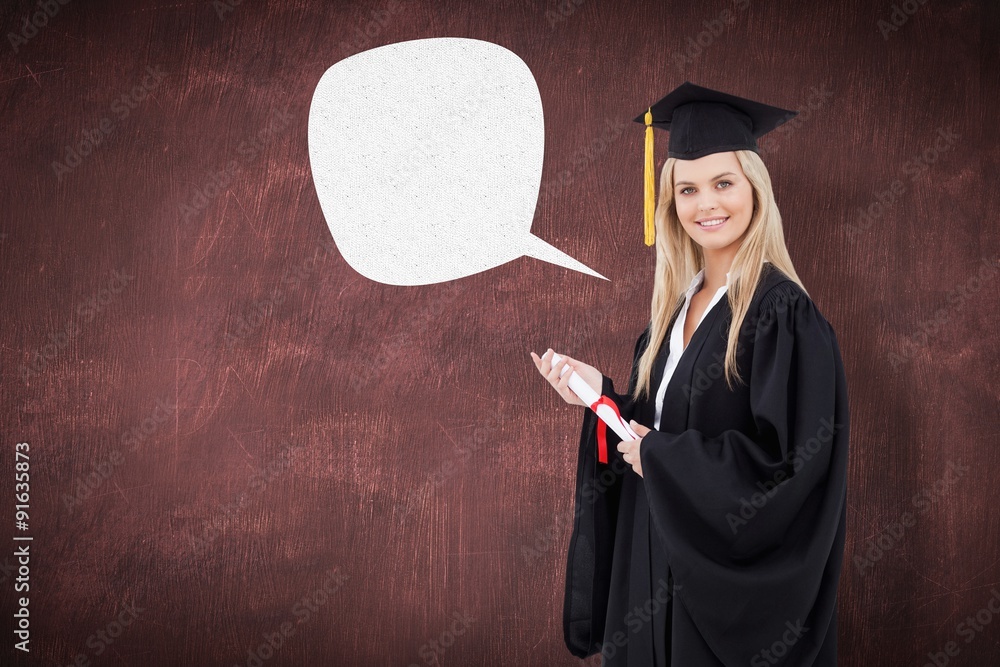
(1, 0, 997, 665)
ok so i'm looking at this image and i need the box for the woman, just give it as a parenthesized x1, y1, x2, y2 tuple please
(530, 82, 849, 666)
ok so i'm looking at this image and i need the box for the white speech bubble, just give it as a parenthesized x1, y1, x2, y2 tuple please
(308, 37, 607, 286)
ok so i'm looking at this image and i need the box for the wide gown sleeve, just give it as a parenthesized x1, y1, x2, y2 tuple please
(562, 324, 650, 658)
(638, 283, 850, 666)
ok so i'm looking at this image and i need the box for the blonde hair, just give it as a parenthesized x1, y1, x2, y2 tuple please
(630, 149, 807, 400)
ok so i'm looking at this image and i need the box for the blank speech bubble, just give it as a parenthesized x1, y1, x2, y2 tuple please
(308, 37, 607, 286)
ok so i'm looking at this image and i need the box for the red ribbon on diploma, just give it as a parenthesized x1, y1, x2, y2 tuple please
(589, 395, 626, 464)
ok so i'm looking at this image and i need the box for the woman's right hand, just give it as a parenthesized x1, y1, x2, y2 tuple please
(530, 348, 603, 408)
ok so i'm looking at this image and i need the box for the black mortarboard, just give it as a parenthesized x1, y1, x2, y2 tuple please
(633, 81, 798, 245)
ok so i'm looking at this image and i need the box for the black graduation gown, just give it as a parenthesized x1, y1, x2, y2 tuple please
(563, 264, 849, 666)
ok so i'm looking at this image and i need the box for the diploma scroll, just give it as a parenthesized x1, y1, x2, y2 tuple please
(551, 352, 639, 463)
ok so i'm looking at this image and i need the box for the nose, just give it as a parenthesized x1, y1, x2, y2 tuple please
(697, 199, 717, 213)
(696, 192, 718, 210)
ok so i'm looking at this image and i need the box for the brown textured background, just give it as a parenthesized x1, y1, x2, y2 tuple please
(2, 0, 998, 665)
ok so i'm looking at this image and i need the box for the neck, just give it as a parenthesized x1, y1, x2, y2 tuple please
(700, 247, 737, 291)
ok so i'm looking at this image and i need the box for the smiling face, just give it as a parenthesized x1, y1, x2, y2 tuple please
(671, 151, 755, 256)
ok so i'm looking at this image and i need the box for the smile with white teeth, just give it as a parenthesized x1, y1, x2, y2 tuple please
(697, 217, 728, 228)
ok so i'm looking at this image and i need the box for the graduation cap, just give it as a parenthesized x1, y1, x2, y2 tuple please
(633, 81, 798, 245)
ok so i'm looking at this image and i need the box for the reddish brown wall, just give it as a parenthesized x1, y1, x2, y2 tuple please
(2, 0, 997, 665)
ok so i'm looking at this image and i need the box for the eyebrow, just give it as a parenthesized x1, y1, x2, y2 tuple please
(674, 172, 736, 187)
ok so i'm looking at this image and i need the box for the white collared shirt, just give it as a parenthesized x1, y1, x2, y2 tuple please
(652, 268, 732, 430)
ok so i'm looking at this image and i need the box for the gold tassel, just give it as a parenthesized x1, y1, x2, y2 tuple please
(644, 108, 655, 246)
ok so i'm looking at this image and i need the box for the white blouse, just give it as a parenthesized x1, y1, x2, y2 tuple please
(652, 268, 732, 431)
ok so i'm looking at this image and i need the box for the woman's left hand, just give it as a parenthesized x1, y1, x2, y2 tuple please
(618, 419, 652, 478)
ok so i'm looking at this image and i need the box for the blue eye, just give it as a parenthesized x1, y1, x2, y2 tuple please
(679, 180, 732, 195)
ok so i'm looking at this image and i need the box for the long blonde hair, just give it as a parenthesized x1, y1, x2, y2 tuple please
(630, 149, 806, 400)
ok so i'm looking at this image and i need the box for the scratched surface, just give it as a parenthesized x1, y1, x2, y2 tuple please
(1, 0, 998, 665)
